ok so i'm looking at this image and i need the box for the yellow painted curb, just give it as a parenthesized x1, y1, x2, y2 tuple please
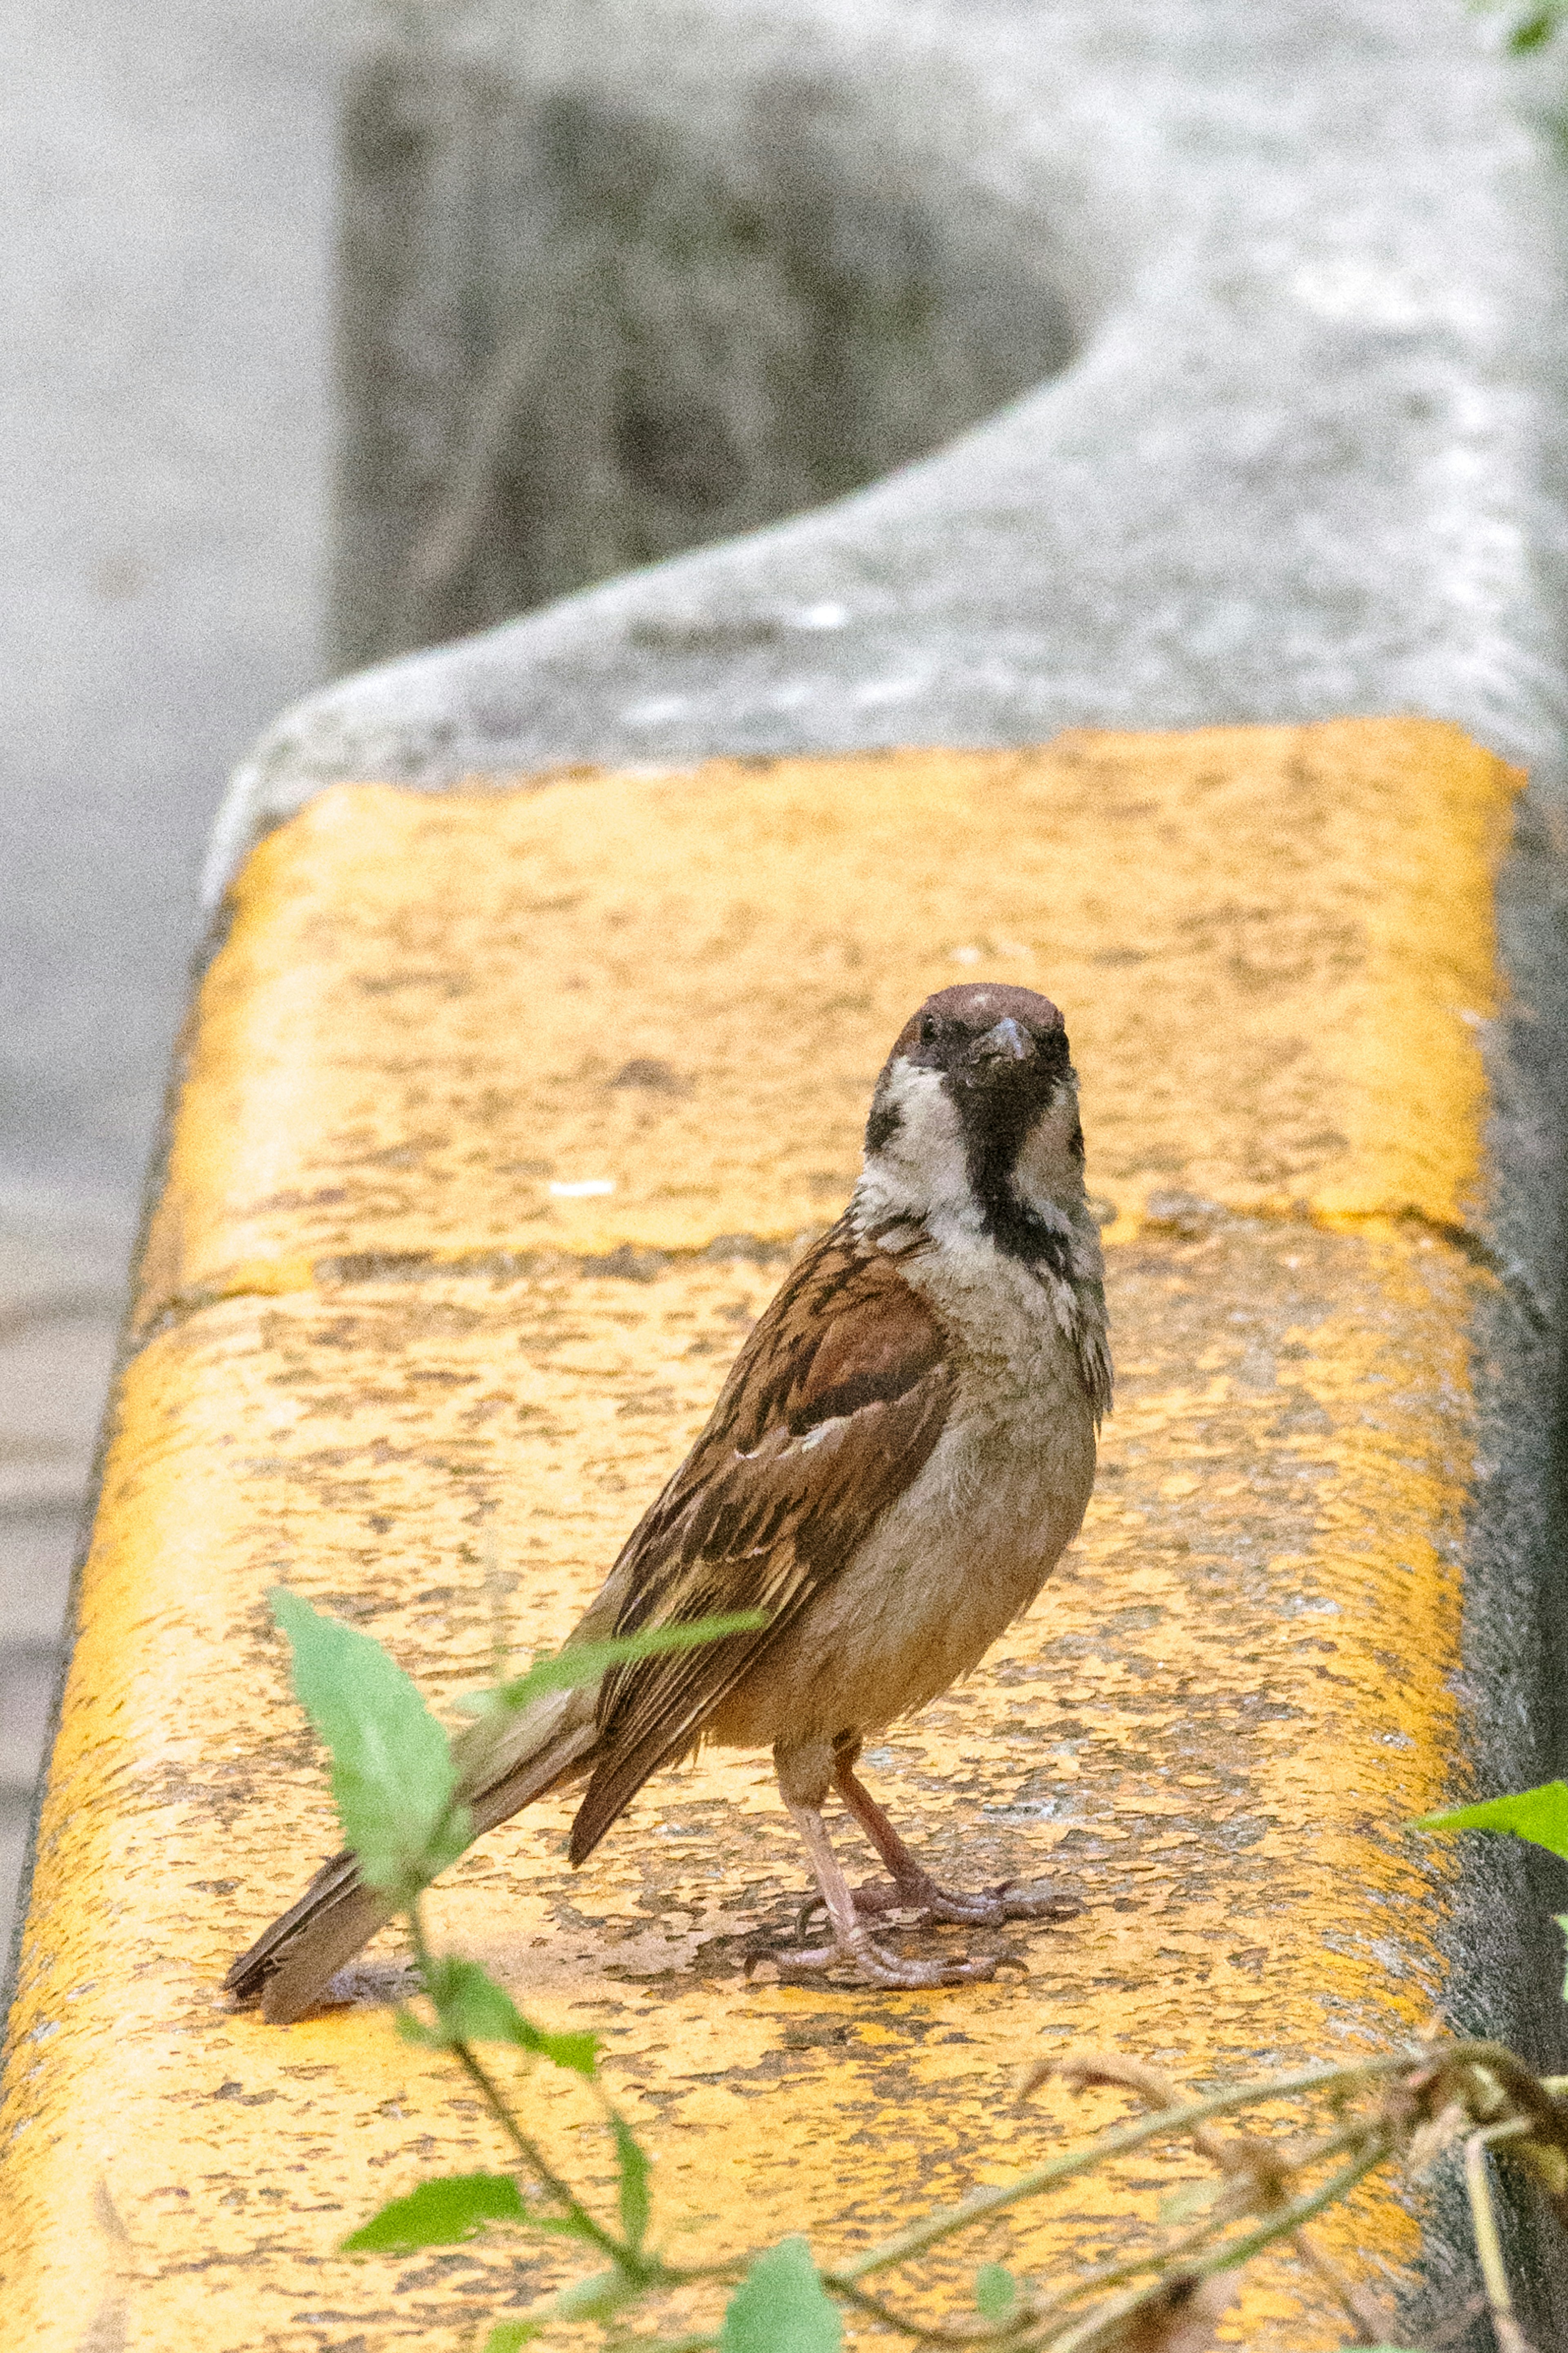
(0, 722, 1517, 2350)
(136, 722, 1508, 1320)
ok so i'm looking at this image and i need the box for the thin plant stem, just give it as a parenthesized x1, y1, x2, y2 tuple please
(450, 2040, 624, 2255)
(1013, 2121, 1378, 2333)
(822, 2275, 1019, 2342)
(1287, 2224, 1395, 2344)
(835, 2051, 1432, 2283)
(1023, 2140, 1390, 2353)
(1192, 2137, 1390, 2284)
(405, 1900, 636, 2275)
(1463, 2121, 1535, 2353)
(821, 2119, 1376, 2345)
(657, 2259, 755, 2286)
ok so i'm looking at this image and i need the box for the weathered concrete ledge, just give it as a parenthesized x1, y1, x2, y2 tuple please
(199, 25, 1568, 2121)
(8, 2, 1568, 2339)
(211, 0, 1568, 884)
(3, 725, 1563, 2347)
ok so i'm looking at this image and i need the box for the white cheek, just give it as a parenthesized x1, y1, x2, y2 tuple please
(861, 1060, 972, 1216)
(887, 1066, 962, 1164)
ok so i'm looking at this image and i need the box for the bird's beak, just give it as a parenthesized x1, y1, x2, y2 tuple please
(974, 1015, 1032, 1065)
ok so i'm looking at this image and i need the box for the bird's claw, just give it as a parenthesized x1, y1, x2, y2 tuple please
(796, 1874, 1078, 1932)
(779, 1859, 1075, 1985)
(777, 1928, 997, 1990)
(918, 1878, 1080, 1926)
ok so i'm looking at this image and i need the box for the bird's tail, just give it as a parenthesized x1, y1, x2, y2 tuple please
(226, 1680, 602, 2024)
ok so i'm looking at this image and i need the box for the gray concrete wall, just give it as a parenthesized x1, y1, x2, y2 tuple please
(330, 28, 1081, 668)
(0, 0, 341, 1962)
(219, 1, 1568, 870)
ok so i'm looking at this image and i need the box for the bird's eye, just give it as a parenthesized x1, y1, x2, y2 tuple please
(918, 1014, 938, 1045)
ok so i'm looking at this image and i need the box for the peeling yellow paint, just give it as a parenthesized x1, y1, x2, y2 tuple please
(1, 724, 1512, 2350)
(136, 721, 1514, 1323)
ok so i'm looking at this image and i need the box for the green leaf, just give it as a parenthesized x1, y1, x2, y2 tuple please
(1510, 9, 1558, 51)
(425, 1954, 516, 2037)
(973, 2264, 1017, 2318)
(408, 1955, 599, 2076)
(613, 2112, 652, 2249)
(530, 2025, 601, 2077)
(1414, 1780, 1568, 1864)
(342, 2171, 527, 2251)
(550, 2269, 634, 2322)
(394, 2008, 445, 2049)
(270, 1588, 471, 1899)
(721, 2238, 843, 2353)
(484, 2325, 538, 2353)
(457, 1613, 768, 1720)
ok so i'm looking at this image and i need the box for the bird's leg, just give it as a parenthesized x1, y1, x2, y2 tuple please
(772, 1737, 994, 1988)
(832, 1737, 1078, 1927)
(779, 1795, 997, 1987)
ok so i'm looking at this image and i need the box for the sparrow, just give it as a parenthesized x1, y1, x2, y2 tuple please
(228, 982, 1111, 2021)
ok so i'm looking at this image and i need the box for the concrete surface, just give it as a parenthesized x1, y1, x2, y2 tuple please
(0, 1201, 132, 1989)
(183, 2, 1568, 2331)
(0, 723, 1531, 2350)
(205, 7, 1568, 1913)
(8, 0, 1568, 2331)
(216, 0, 1568, 885)
(0, 0, 342, 1963)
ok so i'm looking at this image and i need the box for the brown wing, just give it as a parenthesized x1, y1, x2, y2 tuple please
(567, 1220, 953, 1862)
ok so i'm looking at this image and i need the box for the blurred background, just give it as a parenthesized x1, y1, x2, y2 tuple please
(0, 0, 345, 1950)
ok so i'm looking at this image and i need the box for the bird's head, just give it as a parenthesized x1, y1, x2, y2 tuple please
(858, 984, 1087, 1256)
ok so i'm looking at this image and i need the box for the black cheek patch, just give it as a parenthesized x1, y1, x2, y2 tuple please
(865, 1095, 903, 1154)
(985, 1192, 1074, 1275)
(953, 1056, 1078, 1273)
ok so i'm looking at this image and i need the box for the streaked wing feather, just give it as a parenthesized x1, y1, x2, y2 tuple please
(568, 1222, 952, 1861)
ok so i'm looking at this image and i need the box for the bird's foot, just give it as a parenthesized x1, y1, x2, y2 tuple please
(920, 1878, 1080, 1927)
(774, 1920, 997, 1990)
(798, 1873, 1078, 1937)
(792, 1877, 905, 1940)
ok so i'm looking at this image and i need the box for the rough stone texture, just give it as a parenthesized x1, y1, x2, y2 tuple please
(42, 0, 1568, 2333)
(155, 730, 1514, 1294)
(0, 728, 1528, 2349)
